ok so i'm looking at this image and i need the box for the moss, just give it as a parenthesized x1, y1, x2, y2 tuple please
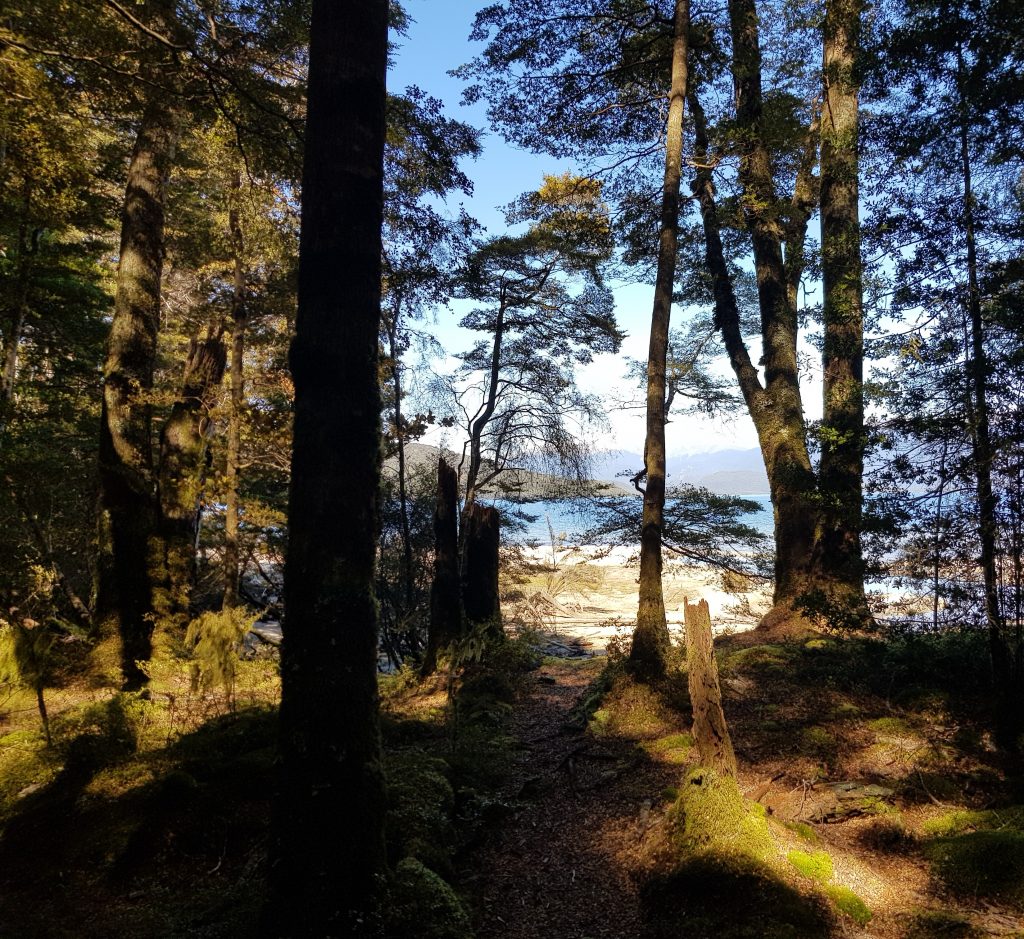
(662, 786, 679, 802)
(904, 910, 983, 938)
(720, 644, 794, 677)
(640, 732, 693, 764)
(829, 702, 862, 720)
(787, 849, 833, 883)
(385, 749, 455, 875)
(386, 857, 473, 939)
(921, 805, 1024, 838)
(869, 716, 915, 736)
(925, 830, 1024, 907)
(799, 726, 838, 762)
(825, 885, 872, 925)
(670, 768, 775, 862)
(641, 853, 835, 939)
(782, 820, 820, 844)
(589, 675, 676, 739)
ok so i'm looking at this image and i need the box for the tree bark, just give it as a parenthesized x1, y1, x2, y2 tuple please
(97, 88, 183, 689)
(630, 0, 690, 680)
(684, 598, 737, 777)
(155, 334, 227, 638)
(222, 171, 246, 609)
(263, 0, 390, 932)
(387, 299, 415, 613)
(462, 503, 502, 633)
(817, 0, 870, 620)
(423, 457, 462, 676)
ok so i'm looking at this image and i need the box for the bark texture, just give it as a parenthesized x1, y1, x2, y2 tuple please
(155, 334, 227, 638)
(462, 503, 502, 633)
(263, 0, 390, 932)
(97, 88, 182, 688)
(630, 0, 690, 680)
(817, 0, 869, 618)
(684, 598, 737, 777)
(222, 171, 246, 609)
(423, 458, 462, 677)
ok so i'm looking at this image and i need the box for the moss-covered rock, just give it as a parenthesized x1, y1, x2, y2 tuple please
(386, 857, 473, 939)
(669, 768, 774, 861)
(904, 910, 983, 938)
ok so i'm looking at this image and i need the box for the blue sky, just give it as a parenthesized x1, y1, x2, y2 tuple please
(387, 0, 791, 456)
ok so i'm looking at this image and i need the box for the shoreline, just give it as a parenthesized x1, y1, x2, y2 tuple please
(507, 543, 767, 654)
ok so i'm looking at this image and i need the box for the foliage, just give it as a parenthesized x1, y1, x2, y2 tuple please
(184, 607, 257, 700)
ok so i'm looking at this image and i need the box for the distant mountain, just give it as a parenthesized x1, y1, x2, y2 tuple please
(590, 448, 769, 495)
(384, 442, 632, 498)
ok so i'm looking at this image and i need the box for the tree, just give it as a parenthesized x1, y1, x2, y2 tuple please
(631, 0, 691, 680)
(263, 0, 390, 934)
(96, 0, 188, 687)
(817, 0, 870, 621)
(445, 174, 622, 529)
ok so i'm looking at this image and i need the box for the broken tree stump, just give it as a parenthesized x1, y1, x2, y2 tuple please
(684, 597, 738, 777)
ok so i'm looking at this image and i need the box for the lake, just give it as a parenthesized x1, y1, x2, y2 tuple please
(492, 494, 775, 544)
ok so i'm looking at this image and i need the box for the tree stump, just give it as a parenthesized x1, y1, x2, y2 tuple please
(685, 597, 737, 777)
(462, 503, 501, 632)
(423, 458, 462, 676)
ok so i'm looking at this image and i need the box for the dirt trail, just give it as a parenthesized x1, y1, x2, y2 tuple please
(459, 659, 676, 939)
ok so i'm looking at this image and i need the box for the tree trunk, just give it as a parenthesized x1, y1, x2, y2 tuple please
(462, 503, 501, 633)
(387, 302, 415, 613)
(155, 334, 227, 639)
(684, 598, 736, 777)
(955, 41, 1016, 746)
(97, 88, 183, 689)
(630, 0, 690, 681)
(263, 0, 389, 932)
(423, 457, 462, 676)
(817, 0, 870, 621)
(222, 170, 247, 609)
(690, 90, 818, 634)
(0, 211, 34, 442)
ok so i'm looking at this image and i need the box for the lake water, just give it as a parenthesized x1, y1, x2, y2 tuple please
(493, 494, 774, 545)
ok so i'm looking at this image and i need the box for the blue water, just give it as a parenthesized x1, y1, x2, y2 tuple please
(493, 494, 774, 544)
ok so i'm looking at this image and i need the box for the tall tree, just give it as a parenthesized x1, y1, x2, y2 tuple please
(631, 0, 690, 680)
(817, 0, 870, 621)
(264, 0, 389, 934)
(97, 26, 186, 686)
(446, 174, 621, 532)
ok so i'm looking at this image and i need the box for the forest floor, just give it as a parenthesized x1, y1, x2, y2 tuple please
(456, 636, 1024, 939)
(0, 566, 1022, 937)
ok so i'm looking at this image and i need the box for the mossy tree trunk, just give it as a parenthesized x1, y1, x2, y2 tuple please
(630, 0, 690, 681)
(155, 334, 227, 640)
(263, 0, 390, 932)
(817, 0, 870, 623)
(684, 598, 737, 777)
(423, 458, 462, 677)
(462, 503, 501, 634)
(97, 86, 183, 689)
